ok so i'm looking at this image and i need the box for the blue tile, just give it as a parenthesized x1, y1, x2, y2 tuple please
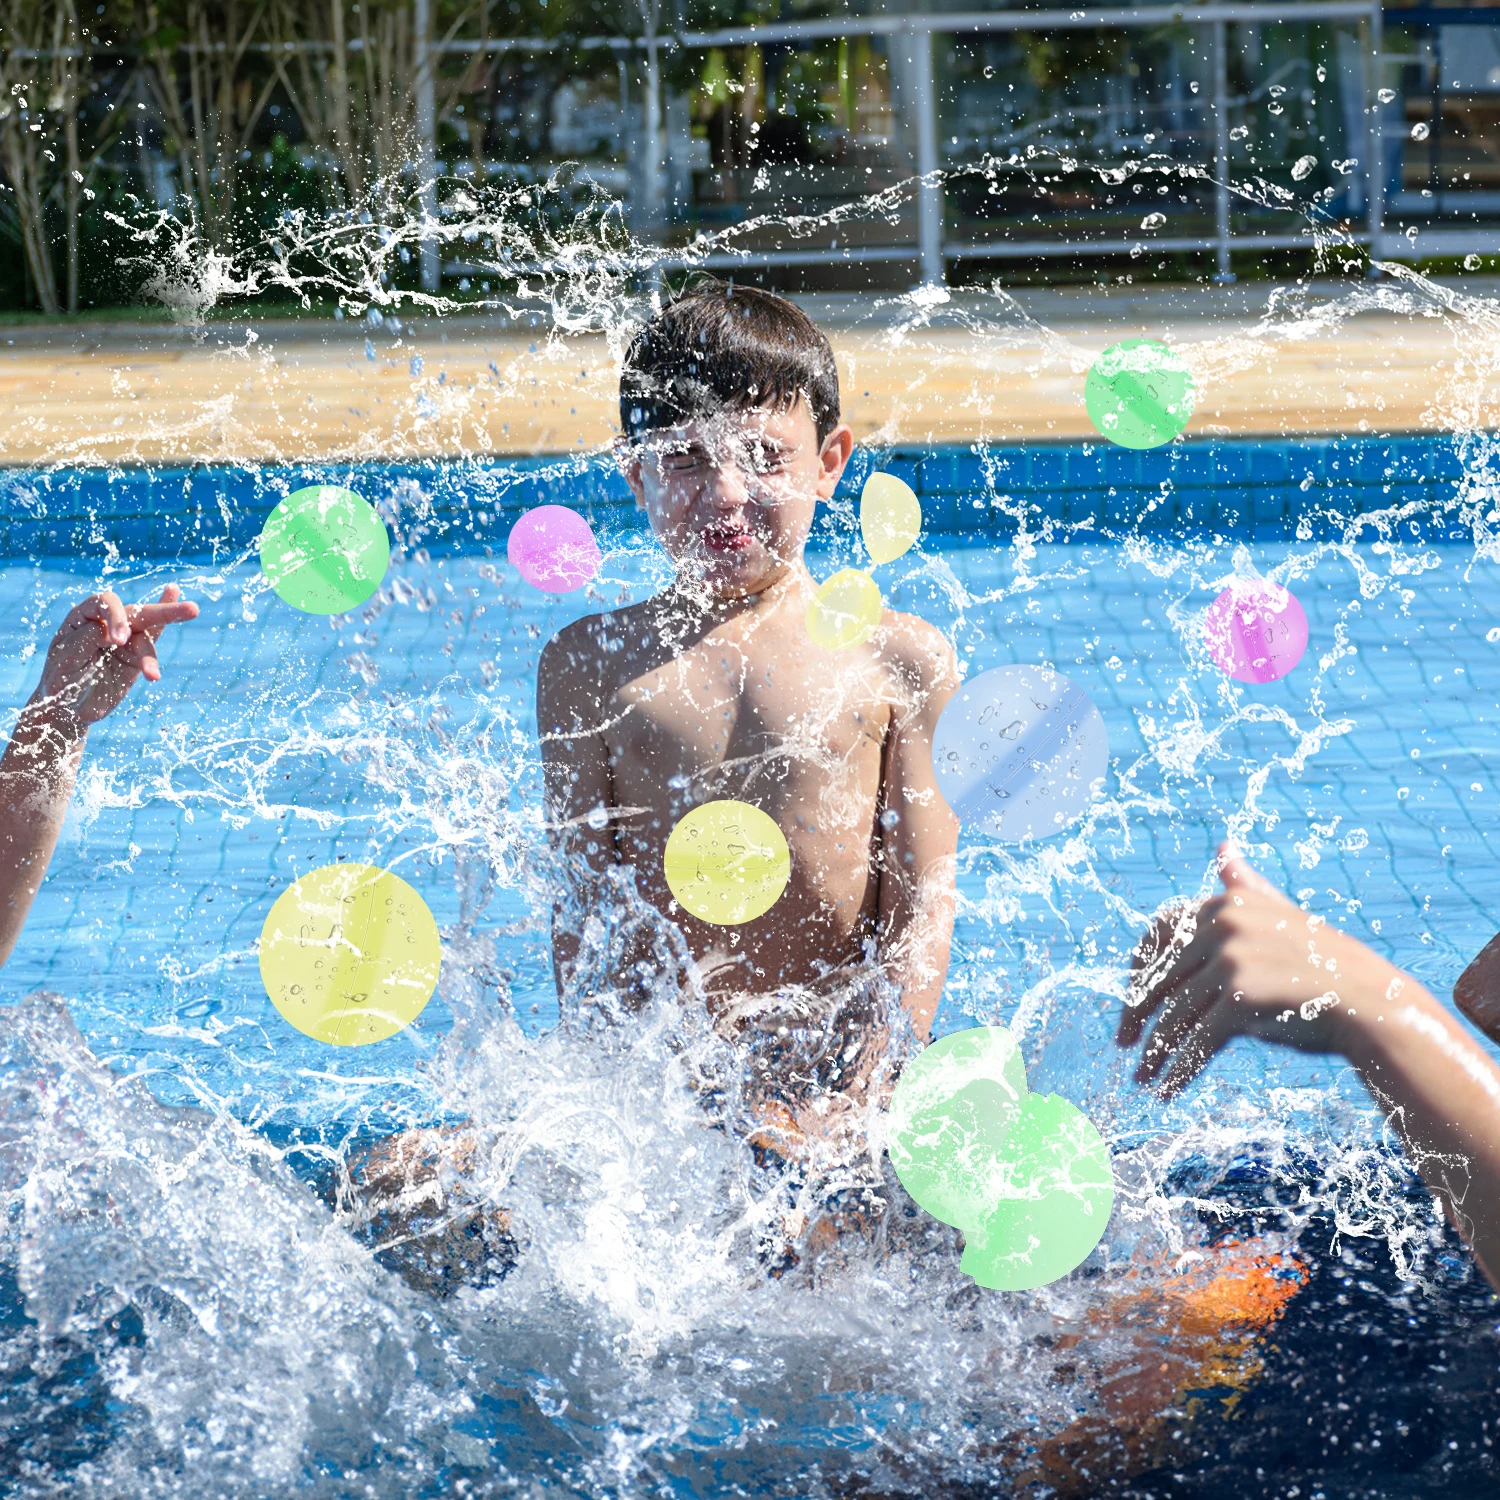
(1248, 446, 1291, 483)
(1068, 447, 1107, 486)
(0, 437, 1476, 559)
(1253, 490, 1287, 524)
(1138, 447, 1173, 487)
(983, 447, 1028, 491)
(1031, 488, 1067, 522)
(1104, 488, 1148, 527)
(1391, 437, 1431, 481)
(1103, 447, 1141, 487)
(8, 520, 43, 561)
(1140, 488, 1181, 527)
(41, 516, 79, 554)
(921, 451, 988, 496)
(921, 491, 963, 534)
(127, 514, 165, 558)
(1208, 491, 1249, 530)
(1031, 447, 1068, 489)
(1356, 441, 1400, 483)
(1064, 491, 1101, 525)
(1169, 441, 1217, 485)
(1432, 441, 1465, 481)
(1214, 443, 1253, 486)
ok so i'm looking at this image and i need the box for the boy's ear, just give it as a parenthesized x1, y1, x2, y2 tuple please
(817, 423, 855, 499)
(613, 435, 647, 509)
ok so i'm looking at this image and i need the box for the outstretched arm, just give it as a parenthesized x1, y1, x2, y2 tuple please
(875, 617, 960, 1039)
(0, 586, 199, 971)
(1120, 843, 1500, 1291)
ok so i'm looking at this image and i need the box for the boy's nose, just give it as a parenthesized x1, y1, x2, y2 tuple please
(703, 462, 752, 509)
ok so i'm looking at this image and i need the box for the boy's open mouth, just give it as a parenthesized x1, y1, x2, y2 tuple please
(701, 521, 755, 554)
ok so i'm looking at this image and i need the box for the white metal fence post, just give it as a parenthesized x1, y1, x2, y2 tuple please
(1212, 17, 1235, 282)
(1365, 1, 1385, 267)
(414, 0, 440, 293)
(643, 32, 665, 234)
(910, 22, 945, 287)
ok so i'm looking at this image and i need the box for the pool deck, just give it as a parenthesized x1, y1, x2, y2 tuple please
(2, 276, 1497, 465)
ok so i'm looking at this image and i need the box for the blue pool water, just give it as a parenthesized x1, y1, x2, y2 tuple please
(3, 437, 1500, 1497)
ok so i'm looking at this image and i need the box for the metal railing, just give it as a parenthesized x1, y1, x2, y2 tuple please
(450, 1, 1389, 287)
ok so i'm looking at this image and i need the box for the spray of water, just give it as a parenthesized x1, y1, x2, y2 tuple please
(4, 157, 1498, 1494)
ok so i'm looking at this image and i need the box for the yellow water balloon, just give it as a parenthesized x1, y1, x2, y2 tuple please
(860, 471, 922, 566)
(663, 799, 791, 926)
(806, 568, 883, 650)
(259, 862, 442, 1046)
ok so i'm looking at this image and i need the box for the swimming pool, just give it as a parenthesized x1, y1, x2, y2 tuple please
(2, 436, 1499, 1497)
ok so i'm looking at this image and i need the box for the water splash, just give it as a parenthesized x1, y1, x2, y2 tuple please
(4, 158, 1500, 1493)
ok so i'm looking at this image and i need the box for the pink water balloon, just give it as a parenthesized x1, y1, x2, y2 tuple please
(1204, 580, 1309, 684)
(507, 505, 602, 593)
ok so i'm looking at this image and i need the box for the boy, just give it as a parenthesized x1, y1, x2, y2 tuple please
(1, 585, 199, 972)
(352, 285, 959, 1277)
(537, 284, 959, 1042)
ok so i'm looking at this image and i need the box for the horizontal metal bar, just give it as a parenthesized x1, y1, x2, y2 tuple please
(443, 228, 1382, 281)
(442, 246, 920, 277)
(946, 230, 1369, 258)
(11, 3, 1381, 63)
(1383, 7, 1500, 25)
(676, 2, 1376, 50)
(678, 246, 919, 267)
(1377, 227, 1500, 255)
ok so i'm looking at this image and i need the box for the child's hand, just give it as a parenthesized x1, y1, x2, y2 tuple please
(32, 586, 200, 730)
(1118, 843, 1390, 1098)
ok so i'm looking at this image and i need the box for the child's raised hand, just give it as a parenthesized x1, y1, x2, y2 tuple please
(1117, 842, 1389, 1098)
(33, 586, 200, 729)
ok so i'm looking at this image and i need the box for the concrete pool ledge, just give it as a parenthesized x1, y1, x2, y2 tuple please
(2, 278, 1499, 467)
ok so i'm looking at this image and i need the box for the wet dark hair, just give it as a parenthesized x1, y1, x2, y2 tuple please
(619, 281, 841, 445)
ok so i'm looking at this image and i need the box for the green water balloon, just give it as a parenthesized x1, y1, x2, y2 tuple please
(888, 1025, 1028, 1226)
(1084, 338, 1196, 451)
(957, 1091, 1115, 1292)
(260, 485, 391, 614)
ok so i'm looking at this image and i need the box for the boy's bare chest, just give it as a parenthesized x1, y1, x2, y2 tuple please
(602, 643, 890, 792)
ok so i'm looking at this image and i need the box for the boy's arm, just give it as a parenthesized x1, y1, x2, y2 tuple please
(536, 625, 617, 997)
(0, 587, 198, 971)
(875, 618, 960, 1039)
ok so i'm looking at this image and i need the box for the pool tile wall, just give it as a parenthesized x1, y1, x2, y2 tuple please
(0, 434, 1477, 560)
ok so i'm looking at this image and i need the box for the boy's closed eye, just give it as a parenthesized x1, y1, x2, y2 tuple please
(659, 445, 708, 473)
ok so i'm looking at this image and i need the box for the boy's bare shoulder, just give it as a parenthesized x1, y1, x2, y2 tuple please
(876, 608, 960, 697)
(541, 601, 659, 669)
(537, 602, 660, 725)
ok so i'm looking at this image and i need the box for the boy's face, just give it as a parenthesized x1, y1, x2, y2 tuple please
(624, 398, 853, 600)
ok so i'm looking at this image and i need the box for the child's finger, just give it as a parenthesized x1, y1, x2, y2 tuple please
(1120, 907, 1214, 1047)
(79, 591, 132, 647)
(1216, 841, 1281, 900)
(1135, 962, 1226, 1083)
(116, 631, 162, 682)
(128, 600, 199, 639)
(1154, 1012, 1231, 1100)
